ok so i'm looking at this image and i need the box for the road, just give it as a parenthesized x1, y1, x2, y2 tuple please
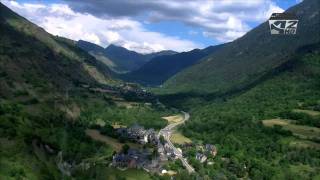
(159, 111, 195, 173)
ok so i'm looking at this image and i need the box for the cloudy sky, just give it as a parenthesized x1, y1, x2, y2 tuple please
(1, 0, 301, 53)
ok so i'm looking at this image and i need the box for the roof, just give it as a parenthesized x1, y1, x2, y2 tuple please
(196, 152, 206, 159)
(205, 144, 216, 151)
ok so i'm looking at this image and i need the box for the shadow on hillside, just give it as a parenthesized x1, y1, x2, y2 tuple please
(158, 43, 320, 109)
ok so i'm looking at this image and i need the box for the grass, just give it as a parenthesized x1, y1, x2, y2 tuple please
(0, 138, 59, 180)
(289, 140, 320, 149)
(111, 123, 127, 129)
(170, 132, 192, 145)
(83, 64, 110, 85)
(97, 167, 152, 180)
(96, 118, 106, 127)
(262, 119, 320, 140)
(85, 129, 141, 152)
(162, 114, 183, 124)
(115, 101, 139, 109)
(289, 164, 320, 179)
(292, 109, 320, 117)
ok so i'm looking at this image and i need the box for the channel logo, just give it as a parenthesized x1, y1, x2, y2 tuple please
(269, 13, 299, 35)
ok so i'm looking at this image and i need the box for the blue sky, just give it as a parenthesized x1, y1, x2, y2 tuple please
(143, 0, 300, 47)
(2, 0, 302, 53)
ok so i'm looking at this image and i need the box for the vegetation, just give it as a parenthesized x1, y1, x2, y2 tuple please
(156, 46, 320, 179)
(122, 45, 224, 86)
(0, 3, 170, 179)
(79, 98, 169, 130)
(170, 132, 192, 145)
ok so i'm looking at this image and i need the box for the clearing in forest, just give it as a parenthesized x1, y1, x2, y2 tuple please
(162, 114, 183, 124)
(262, 119, 320, 140)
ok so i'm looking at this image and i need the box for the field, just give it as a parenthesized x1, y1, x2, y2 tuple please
(289, 140, 320, 149)
(262, 119, 320, 140)
(96, 167, 152, 180)
(162, 114, 183, 124)
(292, 109, 320, 117)
(170, 132, 192, 145)
(85, 129, 141, 152)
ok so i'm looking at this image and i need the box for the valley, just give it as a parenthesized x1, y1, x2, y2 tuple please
(1, 0, 320, 179)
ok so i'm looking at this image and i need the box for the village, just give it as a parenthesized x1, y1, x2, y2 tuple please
(110, 123, 218, 175)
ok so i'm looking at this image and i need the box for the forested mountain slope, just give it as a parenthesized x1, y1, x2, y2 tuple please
(160, 42, 320, 179)
(77, 40, 176, 73)
(164, 0, 320, 95)
(0, 3, 169, 179)
(121, 44, 225, 86)
(0, 2, 115, 98)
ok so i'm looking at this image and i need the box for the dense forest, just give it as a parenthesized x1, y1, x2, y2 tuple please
(157, 45, 320, 179)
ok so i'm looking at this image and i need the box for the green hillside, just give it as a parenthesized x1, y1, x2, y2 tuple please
(161, 43, 320, 179)
(163, 0, 320, 95)
(0, 3, 170, 179)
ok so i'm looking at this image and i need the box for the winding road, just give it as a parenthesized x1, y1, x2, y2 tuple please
(159, 111, 195, 173)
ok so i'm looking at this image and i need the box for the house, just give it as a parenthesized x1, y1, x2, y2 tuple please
(196, 153, 207, 163)
(205, 144, 217, 157)
(115, 125, 159, 145)
(112, 148, 150, 169)
(116, 127, 127, 136)
(116, 124, 146, 144)
(163, 143, 176, 158)
(112, 154, 130, 168)
(145, 129, 158, 144)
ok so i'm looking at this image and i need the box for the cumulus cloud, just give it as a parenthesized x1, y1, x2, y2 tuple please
(1, 0, 285, 52)
(63, 0, 284, 42)
(1, 0, 200, 53)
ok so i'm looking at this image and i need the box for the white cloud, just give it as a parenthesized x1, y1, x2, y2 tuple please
(1, 0, 286, 51)
(1, 0, 200, 53)
(141, 0, 284, 42)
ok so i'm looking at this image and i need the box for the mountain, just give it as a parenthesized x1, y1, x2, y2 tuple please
(163, 0, 320, 95)
(0, 3, 170, 179)
(121, 44, 225, 86)
(168, 42, 320, 179)
(77, 40, 177, 73)
(0, 3, 116, 100)
(77, 40, 119, 73)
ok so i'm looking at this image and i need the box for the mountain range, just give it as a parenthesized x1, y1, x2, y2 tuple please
(77, 40, 176, 73)
(121, 44, 225, 86)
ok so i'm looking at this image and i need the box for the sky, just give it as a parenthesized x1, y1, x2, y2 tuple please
(1, 0, 302, 54)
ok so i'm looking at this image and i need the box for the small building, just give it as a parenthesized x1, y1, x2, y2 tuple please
(112, 148, 150, 169)
(145, 129, 158, 145)
(205, 144, 217, 157)
(196, 153, 207, 163)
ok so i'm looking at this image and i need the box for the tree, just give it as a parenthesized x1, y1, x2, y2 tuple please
(159, 135, 165, 145)
(121, 144, 130, 154)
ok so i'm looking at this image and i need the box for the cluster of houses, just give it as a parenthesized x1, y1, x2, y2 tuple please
(112, 149, 158, 170)
(116, 124, 158, 145)
(111, 125, 162, 172)
(119, 83, 155, 101)
(80, 82, 156, 102)
(157, 142, 175, 161)
(195, 144, 218, 163)
(111, 123, 218, 173)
